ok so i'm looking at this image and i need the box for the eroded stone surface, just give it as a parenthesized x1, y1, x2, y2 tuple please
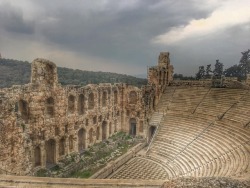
(0, 52, 173, 175)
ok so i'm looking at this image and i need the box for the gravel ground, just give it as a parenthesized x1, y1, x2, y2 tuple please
(162, 177, 250, 188)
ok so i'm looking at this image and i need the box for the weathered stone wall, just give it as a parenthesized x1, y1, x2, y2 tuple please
(148, 52, 174, 107)
(0, 52, 173, 175)
(0, 60, 148, 175)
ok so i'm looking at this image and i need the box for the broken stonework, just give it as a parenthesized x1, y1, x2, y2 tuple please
(0, 52, 173, 175)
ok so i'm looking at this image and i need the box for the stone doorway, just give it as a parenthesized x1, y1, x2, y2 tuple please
(78, 128, 86, 153)
(34, 146, 41, 167)
(149, 126, 156, 142)
(102, 121, 107, 140)
(129, 118, 137, 136)
(46, 139, 56, 167)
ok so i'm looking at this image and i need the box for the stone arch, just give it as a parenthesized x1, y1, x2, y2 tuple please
(46, 139, 56, 167)
(69, 135, 74, 152)
(18, 99, 29, 123)
(78, 128, 86, 153)
(114, 90, 118, 105)
(59, 137, 65, 156)
(114, 120, 117, 132)
(34, 146, 41, 167)
(163, 71, 166, 85)
(46, 97, 54, 117)
(159, 71, 162, 85)
(129, 118, 137, 136)
(153, 96, 156, 110)
(149, 126, 156, 142)
(88, 92, 94, 110)
(139, 121, 144, 133)
(96, 127, 100, 140)
(89, 128, 93, 144)
(109, 122, 112, 135)
(129, 91, 137, 104)
(78, 94, 84, 115)
(102, 121, 107, 140)
(0, 99, 2, 112)
(68, 95, 75, 114)
(102, 91, 107, 107)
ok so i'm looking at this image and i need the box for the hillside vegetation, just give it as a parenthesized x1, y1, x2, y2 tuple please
(0, 58, 147, 88)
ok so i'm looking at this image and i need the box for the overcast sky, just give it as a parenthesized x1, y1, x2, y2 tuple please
(0, 0, 250, 76)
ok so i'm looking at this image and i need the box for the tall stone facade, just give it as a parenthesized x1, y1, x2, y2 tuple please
(147, 52, 174, 107)
(0, 52, 173, 175)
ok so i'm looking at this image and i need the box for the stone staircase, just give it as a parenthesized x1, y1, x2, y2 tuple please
(149, 112, 164, 126)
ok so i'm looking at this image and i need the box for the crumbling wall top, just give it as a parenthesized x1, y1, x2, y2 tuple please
(158, 52, 170, 67)
(31, 58, 58, 87)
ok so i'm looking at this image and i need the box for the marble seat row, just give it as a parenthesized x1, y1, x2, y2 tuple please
(148, 111, 250, 179)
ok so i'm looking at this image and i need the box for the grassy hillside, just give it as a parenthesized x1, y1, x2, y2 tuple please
(0, 58, 147, 88)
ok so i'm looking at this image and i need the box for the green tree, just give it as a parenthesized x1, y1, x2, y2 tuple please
(223, 64, 243, 79)
(213, 60, 223, 78)
(196, 66, 205, 80)
(239, 49, 250, 78)
(205, 64, 212, 78)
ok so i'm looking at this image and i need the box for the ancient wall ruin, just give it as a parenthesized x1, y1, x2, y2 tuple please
(0, 52, 173, 175)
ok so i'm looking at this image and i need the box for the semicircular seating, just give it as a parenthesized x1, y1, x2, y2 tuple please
(109, 87, 250, 180)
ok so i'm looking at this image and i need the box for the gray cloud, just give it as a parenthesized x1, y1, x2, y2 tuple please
(0, 0, 249, 76)
(0, 3, 35, 34)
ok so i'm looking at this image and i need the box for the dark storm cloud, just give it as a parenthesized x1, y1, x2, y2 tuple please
(0, 3, 35, 34)
(1, 0, 249, 76)
(32, 0, 212, 64)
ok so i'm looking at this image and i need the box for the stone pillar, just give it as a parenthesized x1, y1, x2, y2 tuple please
(40, 142, 46, 168)
(64, 136, 69, 155)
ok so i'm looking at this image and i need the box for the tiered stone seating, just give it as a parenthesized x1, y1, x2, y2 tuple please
(167, 87, 210, 113)
(148, 113, 250, 179)
(149, 112, 164, 126)
(109, 87, 250, 180)
(194, 88, 247, 118)
(223, 92, 250, 125)
(109, 157, 168, 180)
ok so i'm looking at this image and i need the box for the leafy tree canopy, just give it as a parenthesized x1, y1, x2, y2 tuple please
(0, 58, 147, 88)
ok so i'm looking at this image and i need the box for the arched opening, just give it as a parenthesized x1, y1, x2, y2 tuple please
(149, 126, 156, 141)
(129, 91, 137, 104)
(0, 100, 2, 111)
(159, 71, 162, 85)
(96, 127, 100, 140)
(114, 90, 118, 105)
(102, 121, 107, 140)
(88, 93, 94, 110)
(46, 139, 56, 167)
(93, 116, 97, 124)
(153, 96, 156, 110)
(69, 135, 74, 152)
(129, 118, 137, 136)
(139, 121, 144, 133)
(109, 122, 112, 135)
(89, 128, 93, 144)
(78, 94, 84, 115)
(34, 146, 41, 167)
(114, 120, 117, 132)
(163, 71, 166, 85)
(46, 97, 54, 118)
(78, 128, 86, 153)
(102, 91, 107, 107)
(59, 138, 65, 156)
(68, 95, 75, 114)
(19, 99, 29, 123)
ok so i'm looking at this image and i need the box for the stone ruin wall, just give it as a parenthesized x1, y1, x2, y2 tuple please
(0, 53, 173, 175)
(147, 52, 174, 105)
(0, 60, 146, 175)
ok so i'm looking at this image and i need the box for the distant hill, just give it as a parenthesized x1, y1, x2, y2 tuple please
(0, 58, 147, 88)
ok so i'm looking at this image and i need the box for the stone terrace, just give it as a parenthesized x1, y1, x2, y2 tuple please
(108, 87, 250, 180)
